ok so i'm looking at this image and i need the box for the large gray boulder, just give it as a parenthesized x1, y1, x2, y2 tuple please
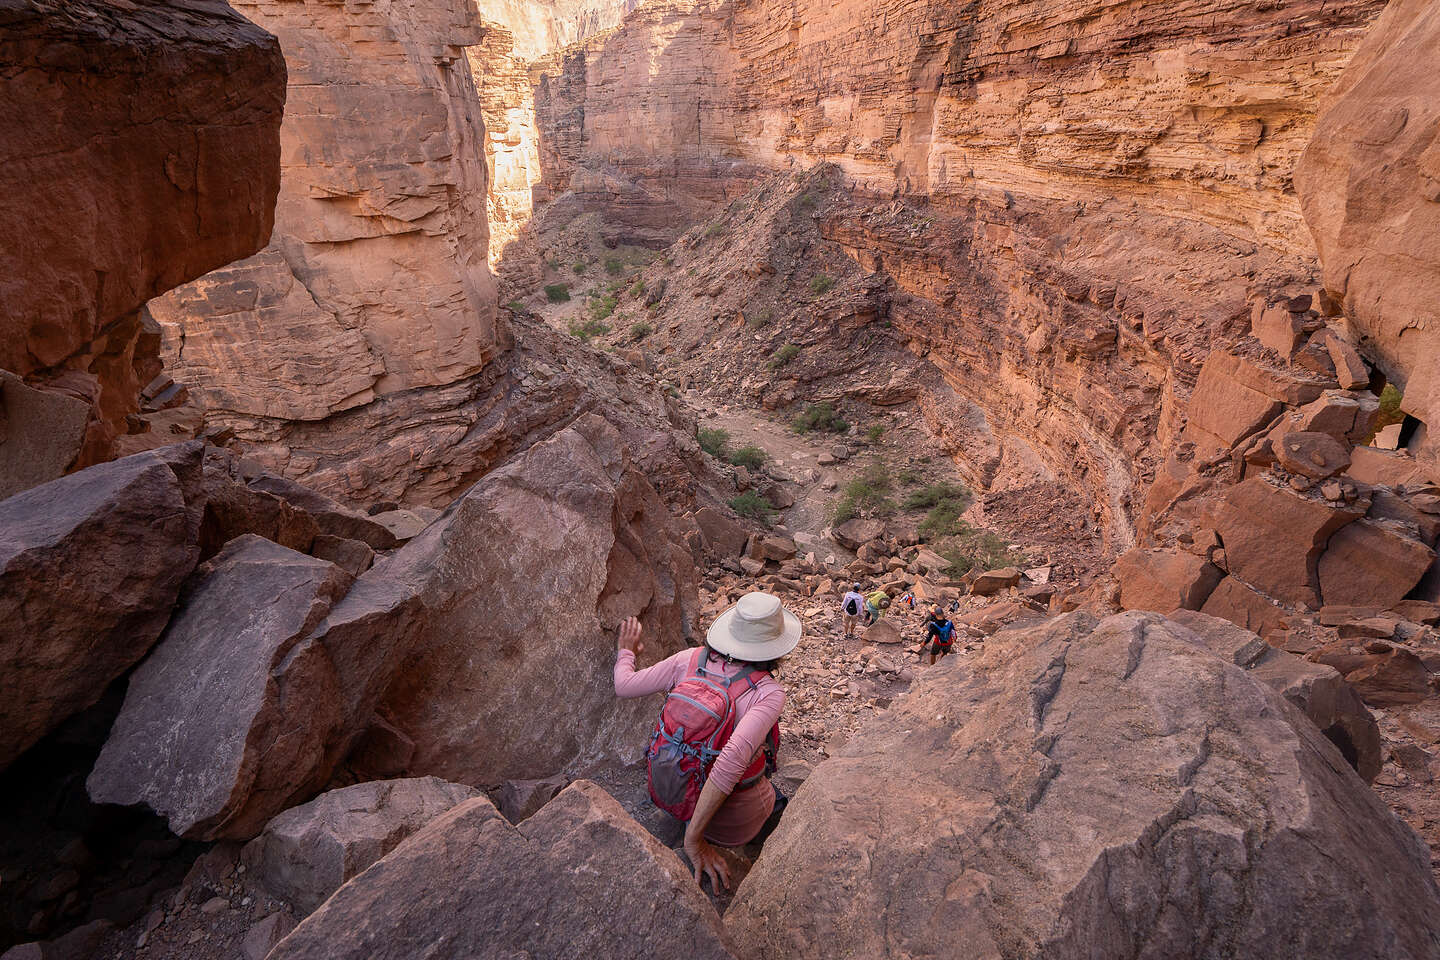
(267, 781, 734, 960)
(88, 536, 352, 839)
(1168, 609, 1382, 782)
(726, 612, 1440, 959)
(0, 443, 204, 768)
(324, 414, 696, 786)
(243, 777, 478, 915)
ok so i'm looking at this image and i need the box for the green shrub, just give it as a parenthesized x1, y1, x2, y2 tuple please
(1365, 383, 1406, 443)
(544, 283, 571, 303)
(505, 300, 526, 314)
(729, 491, 777, 525)
(698, 427, 731, 459)
(843, 463, 893, 508)
(936, 523, 1026, 577)
(590, 294, 618, 321)
(810, 274, 835, 295)
(797, 191, 819, 212)
(605, 257, 624, 275)
(866, 424, 885, 443)
(729, 445, 767, 470)
(630, 321, 653, 341)
(791, 402, 849, 434)
(902, 481, 972, 512)
(830, 495, 858, 525)
(918, 502, 964, 541)
(629, 279, 645, 298)
(567, 317, 610, 341)
(705, 222, 727, 238)
(896, 467, 922, 486)
(746, 309, 772, 328)
(573, 261, 587, 274)
(769, 344, 802, 369)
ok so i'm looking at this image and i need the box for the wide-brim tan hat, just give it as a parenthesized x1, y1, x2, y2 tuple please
(706, 591, 803, 661)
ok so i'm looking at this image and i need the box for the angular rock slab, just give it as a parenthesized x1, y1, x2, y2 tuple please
(0, 445, 203, 768)
(359, 414, 696, 784)
(267, 781, 734, 960)
(726, 612, 1440, 959)
(88, 536, 352, 839)
(243, 777, 478, 916)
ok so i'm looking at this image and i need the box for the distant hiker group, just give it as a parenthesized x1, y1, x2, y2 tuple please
(841, 582, 959, 662)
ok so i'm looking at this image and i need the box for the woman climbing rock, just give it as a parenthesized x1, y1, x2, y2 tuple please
(613, 592, 801, 892)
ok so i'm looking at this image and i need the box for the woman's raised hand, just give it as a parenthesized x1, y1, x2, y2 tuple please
(617, 616, 644, 656)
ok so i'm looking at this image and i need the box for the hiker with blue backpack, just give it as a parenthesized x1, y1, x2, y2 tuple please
(920, 606, 956, 664)
(613, 592, 801, 892)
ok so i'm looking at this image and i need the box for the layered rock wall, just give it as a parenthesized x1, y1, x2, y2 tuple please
(529, 0, 1388, 546)
(1297, 0, 1440, 466)
(150, 0, 501, 448)
(0, 0, 285, 488)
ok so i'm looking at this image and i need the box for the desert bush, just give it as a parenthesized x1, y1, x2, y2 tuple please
(698, 427, 731, 459)
(746, 309, 772, 328)
(896, 467, 922, 486)
(902, 481, 972, 512)
(630, 321, 653, 341)
(505, 300, 526, 314)
(729, 445, 767, 470)
(705, 223, 727, 238)
(936, 523, 1026, 577)
(567, 317, 610, 341)
(590, 294, 618, 321)
(573, 261, 587, 274)
(791, 402, 849, 434)
(629, 279, 645, 298)
(605, 257, 624, 275)
(769, 344, 802, 369)
(729, 491, 776, 525)
(544, 283, 571, 303)
(866, 424, 885, 443)
(810, 274, 835, 295)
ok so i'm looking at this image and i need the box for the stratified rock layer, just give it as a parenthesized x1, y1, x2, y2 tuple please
(267, 782, 733, 960)
(726, 612, 1440, 959)
(0, 0, 284, 478)
(1297, 0, 1440, 461)
(150, 0, 500, 434)
(527, 0, 1387, 544)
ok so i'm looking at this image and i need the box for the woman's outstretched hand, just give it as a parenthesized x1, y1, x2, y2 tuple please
(617, 616, 644, 656)
(685, 833, 731, 893)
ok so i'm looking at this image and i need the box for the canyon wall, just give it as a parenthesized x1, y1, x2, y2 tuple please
(0, 0, 285, 495)
(1297, 0, 1440, 466)
(149, 0, 501, 466)
(528, 0, 1388, 547)
(477, 0, 638, 59)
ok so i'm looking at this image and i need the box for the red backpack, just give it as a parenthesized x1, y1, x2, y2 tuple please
(646, 648, 780, 821)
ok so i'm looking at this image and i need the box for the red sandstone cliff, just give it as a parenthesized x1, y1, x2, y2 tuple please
(0, 0, 286, 495)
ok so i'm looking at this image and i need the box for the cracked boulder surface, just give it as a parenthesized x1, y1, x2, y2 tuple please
(0, 0, 285, 475)
(725, 611, 1440, 959)
(265, 780, 734, 960)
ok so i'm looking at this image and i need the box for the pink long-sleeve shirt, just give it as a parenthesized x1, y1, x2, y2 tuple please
(615, 647, 785, 846)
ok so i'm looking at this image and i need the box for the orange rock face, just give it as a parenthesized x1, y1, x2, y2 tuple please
(150, 0, 501, 436)
(0, 0, 285, 482)
(1297, 0, 1440, 465)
